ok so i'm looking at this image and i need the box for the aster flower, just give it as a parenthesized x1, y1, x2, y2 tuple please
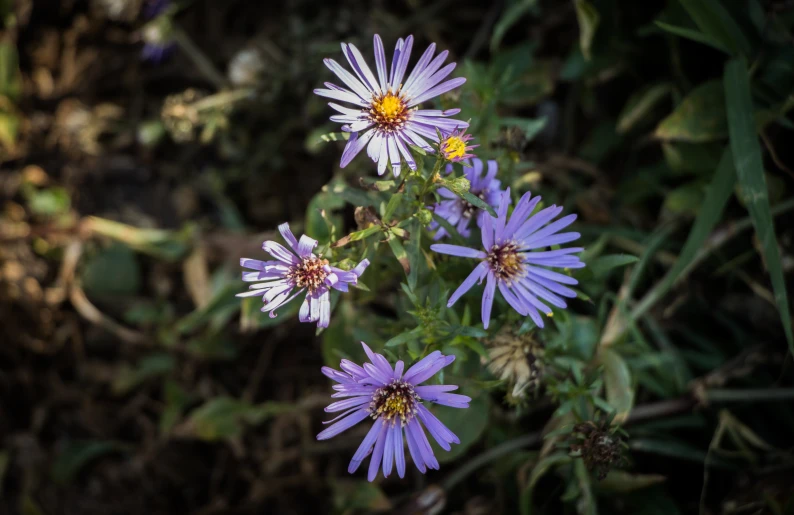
(430, 189, 584, 329)
(315, 35, 468, 176)
(429, 158, 504, 241)
(439, 128, 477, 163)
(317, 342, 470, 481)
(141, 14, 175, 63)
(237, 223, 370, 328)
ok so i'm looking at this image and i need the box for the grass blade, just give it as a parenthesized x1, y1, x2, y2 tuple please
(724, 58, 793, 354)
(679, 0, 751, 56)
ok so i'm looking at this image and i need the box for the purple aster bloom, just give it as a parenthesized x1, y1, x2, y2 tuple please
(430, 189, 584, 329)
(141, 16, 175, 63)
(317, 342, 470, 481)
(237, 223, 370, 328)
(439, 128, 478, 163)
(429, 158, 505, 241)
(315, 34, 468, 177)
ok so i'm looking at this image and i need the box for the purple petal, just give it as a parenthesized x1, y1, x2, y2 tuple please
(430, 244, 486, 259)
(401, 43, 437, 94)
(417, 405, 460, 446)
(447, 261, 489, 307)
(325, 396, 371, 413)
(278, 223, 298, 249)
(481, 273, 496, 329)
(373, 35, 388, 92)
(402, 351, 442, 383)
(363, 363, 392, 386)
(391, 35, 413, 88)
(404, 422, 427, 473)
(393, 425, 406, 478)
(405, 355, 455, 386)
(340, 130, 374, 168)
(323, 58, 373, 100)
(262, 241, 298, 264)
(382, 423, 395, 477)
(314, 87, 367, 107)
(498, 282, 529, 316)
(368, 423, 389, 481)
(361, 342, 394, 379)
(407, 419, 439, 470)
(407, 77, 466, 107)
(316, 407, 369, 440)
(318, 289, 331, 328)
(349, 420, 384, 473)
(342, 42, 380, 95)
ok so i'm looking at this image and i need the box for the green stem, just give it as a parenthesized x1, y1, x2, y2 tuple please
(630, 196, 794, 324)
(171, 26, 228, 89)
(704, 388, 794, 403)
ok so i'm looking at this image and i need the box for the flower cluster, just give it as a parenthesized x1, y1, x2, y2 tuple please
(237, 34, 586, 482)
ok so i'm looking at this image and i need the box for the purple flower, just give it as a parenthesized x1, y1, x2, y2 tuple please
(237, 223, 370, 328)
(317, 342, 470, 481)
(430, 189, 584, 329)
(439, 128, 477, 162)
(141, 15, 175, 63)
(429, 158, 505, 241)
(315, 35, 468, 176)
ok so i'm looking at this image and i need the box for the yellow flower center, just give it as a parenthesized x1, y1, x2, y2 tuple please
(369, 380, 419, 426)
(442, 136, 467, 159)
(487, 242, 525, 283)
(374, 94, 404, 121)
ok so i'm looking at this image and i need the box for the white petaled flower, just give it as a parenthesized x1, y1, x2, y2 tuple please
(315, 34, 468, 176)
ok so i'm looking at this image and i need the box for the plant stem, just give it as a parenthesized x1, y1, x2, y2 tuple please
(171, 26, 228, 89)
(704, 388, 794, 403)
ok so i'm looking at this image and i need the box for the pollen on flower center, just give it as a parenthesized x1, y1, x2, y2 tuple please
(442, 136, 466, 160)
(289, 256, 329, 293)
(369, 379, 420, 426)
(487, 242, 525, 282)
(370, 92, 409, 131)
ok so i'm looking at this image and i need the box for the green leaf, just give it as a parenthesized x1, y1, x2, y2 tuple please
(590, 254, 640, 279)
(387, 230, 410, 276)
(385, 327, 422, 347)
(629, 438, 738, 469)
(662, 141, 724, 175)
(679, 0, 751, 56)
(183, 397, 292, 441)
(462, 190, 498, 218)
(663, 180, 706, 216)
(655, 81, 727, 142)
(490, 0, 539, 52)
(653, 21, 729, 53)
(574, 0, 600, 61)
(25, 186, 71, 217)
(112, 353, 175, 395)
(86, 217, 190, 261)
(0, 107, 19, 150)
(177, 279, 241, 334)
(51, 440, 126, 485)
(331, 479, 392, 512)
(82, 243, 141, 296)
(724, 59, 793, 353)
(599, 348, 635, 422)
(159, 380, 191, 435)
(0, 42, 21, 100)
(382, 192, 403, 221)
(617, 83, 672, 133)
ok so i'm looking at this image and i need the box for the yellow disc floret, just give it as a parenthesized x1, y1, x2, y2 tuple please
(370, 91, 409, 132)
(442, 136, 467, 160)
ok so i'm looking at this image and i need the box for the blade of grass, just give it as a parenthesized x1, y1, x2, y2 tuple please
(679, 0, 751, 56)
(632, 148, 736, 320)
(654, 21, 729, 54)
(724, 58, 793, 354)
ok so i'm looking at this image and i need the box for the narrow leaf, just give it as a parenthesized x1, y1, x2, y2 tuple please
(680, 0, 751, 56)
(724, 59, 793, 353)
